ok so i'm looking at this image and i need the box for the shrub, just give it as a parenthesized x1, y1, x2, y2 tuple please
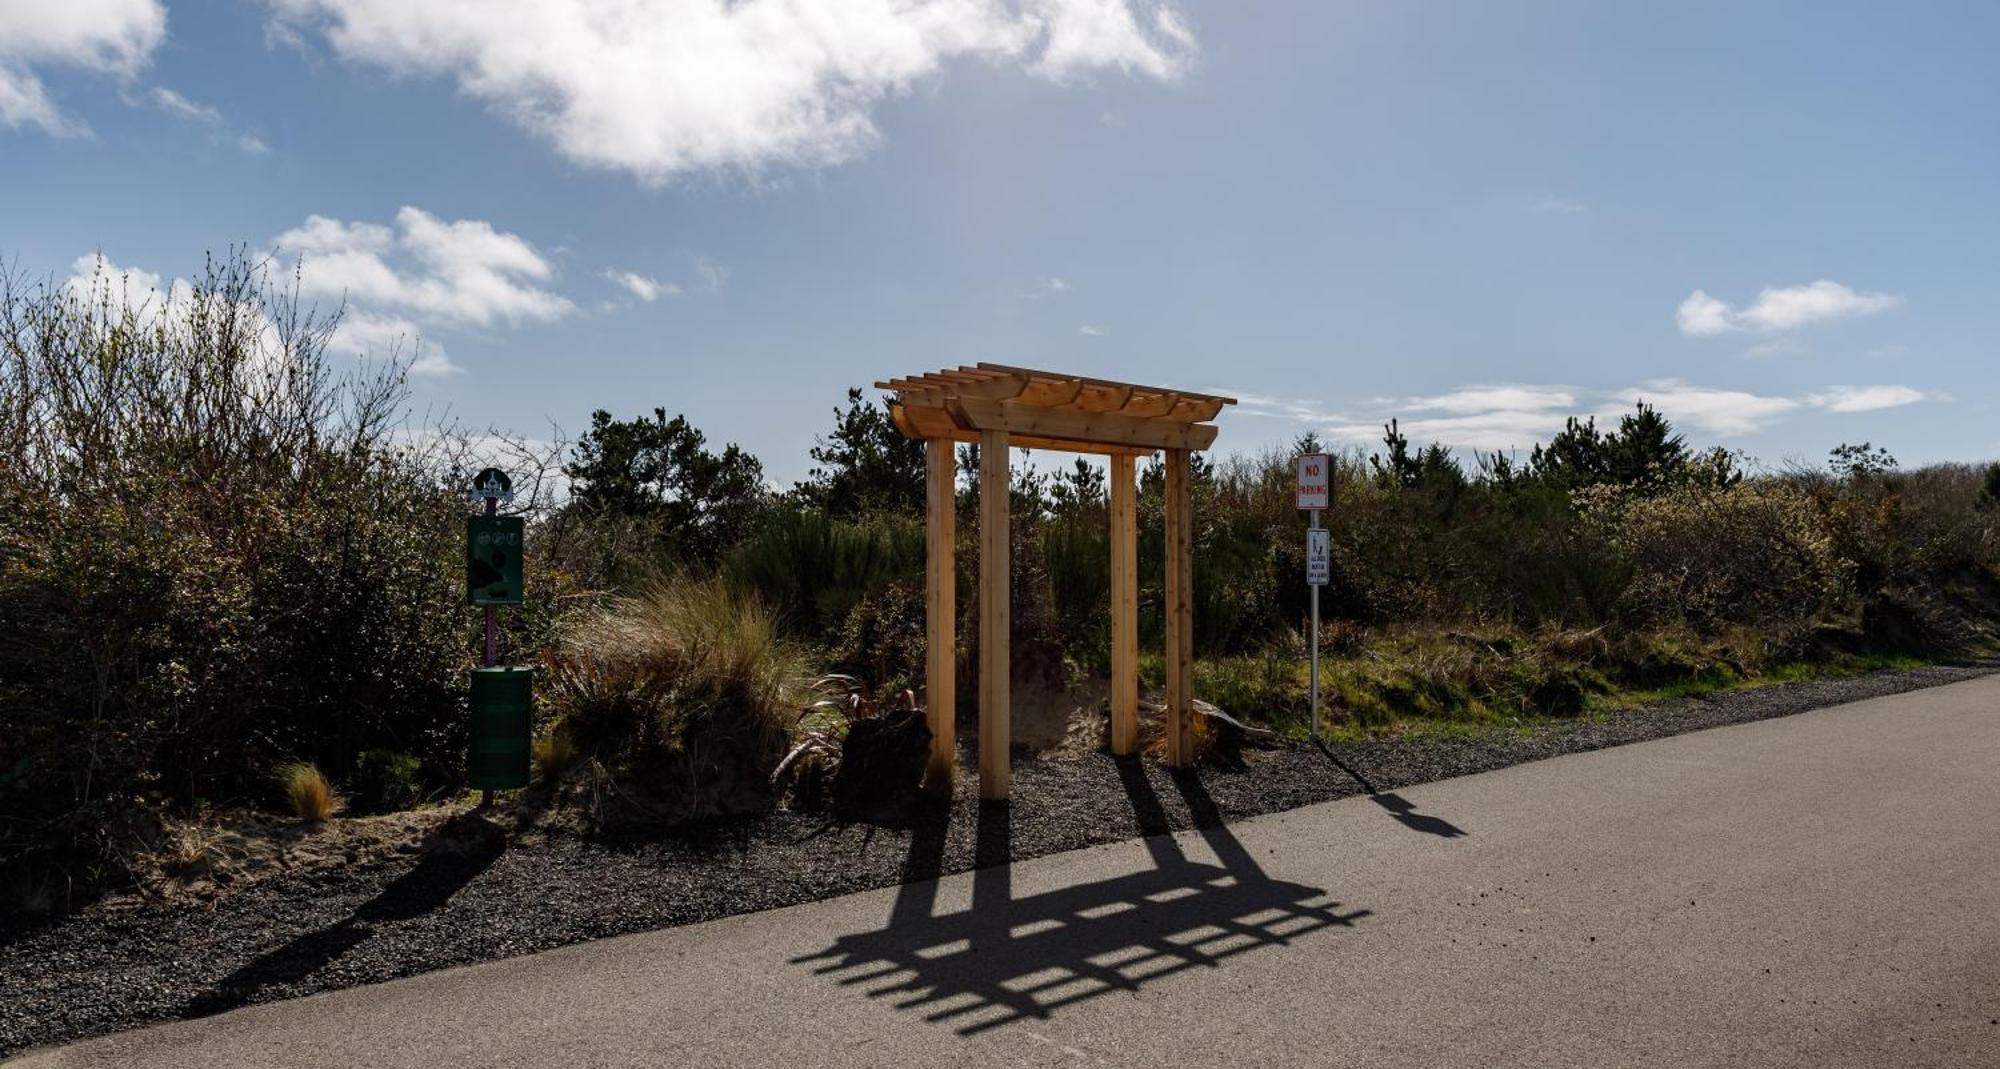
(829, 580, 928, 691)
(279, 763, 338, 823)
(0, 253, 467, 887)
(1580, 481, 1849, 635)
(1526, 668, 1589, 717)
(723, 508, 922, 638)
(531, 728, 578, 785)
(545, 578, 807, 821)
(350, 750, 424, 813)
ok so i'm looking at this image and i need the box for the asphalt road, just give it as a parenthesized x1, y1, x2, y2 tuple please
(15, 676, 2000, 1068)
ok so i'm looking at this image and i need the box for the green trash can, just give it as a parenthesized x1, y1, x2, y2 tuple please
(469, 665, 534, 790)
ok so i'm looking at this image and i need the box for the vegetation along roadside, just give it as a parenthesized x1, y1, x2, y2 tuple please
(4, 247, 1998, 931)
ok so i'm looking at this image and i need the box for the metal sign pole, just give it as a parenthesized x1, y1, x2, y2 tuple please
(1296, 451, 1331, 744)
(480, 493, 498, 810)
(483, 494, 498, 669)
(1310, 508, 1321, 741)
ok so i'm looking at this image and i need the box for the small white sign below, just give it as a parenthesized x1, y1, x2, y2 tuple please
(1306, 528, 1330, 586)
(1296, 453, 1331, 511)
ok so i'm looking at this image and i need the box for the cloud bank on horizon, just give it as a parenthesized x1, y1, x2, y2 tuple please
(1229, 378, 1937, 456)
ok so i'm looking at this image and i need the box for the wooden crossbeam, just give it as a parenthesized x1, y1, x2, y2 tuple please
(955, 397, 1218, 451)
(1119, 392, 1181, 419)
(973, 362, 1235, 406)
(891, 404, 1155, 457)
(1073, 384, 1134, 413)
(1165, 397, 1227, 423)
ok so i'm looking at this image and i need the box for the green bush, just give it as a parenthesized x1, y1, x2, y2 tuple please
(829, 581, 928, 692)
(723, 508, 923, 638)
(0, 254, 467, 886)
(1580, 481, 1849, 635)
(350, 750, 424, 813)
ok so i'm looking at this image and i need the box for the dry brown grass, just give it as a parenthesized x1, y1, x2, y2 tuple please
(278, 762, 338, 823)
(1143, 703, 1220, 766)
(545, 578, 810, 821)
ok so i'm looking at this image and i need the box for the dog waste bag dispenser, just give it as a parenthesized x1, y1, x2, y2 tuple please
(466, 467, 531, 792)
(469, 666, 533, 790)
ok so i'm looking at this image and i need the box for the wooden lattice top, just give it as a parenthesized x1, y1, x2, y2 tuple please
(874, 363, 1235, 456)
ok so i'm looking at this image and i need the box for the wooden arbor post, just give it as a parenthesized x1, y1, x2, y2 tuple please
(923, 439, 955, 782)
(1108, 453, 1139, 755)
(876, 365, 1233, 799)
(1162, 449, 1195, 766)
(977, 430, 1011, 799)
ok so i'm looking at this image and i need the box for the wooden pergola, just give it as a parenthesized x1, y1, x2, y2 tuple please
(874, 363, 1235, 800)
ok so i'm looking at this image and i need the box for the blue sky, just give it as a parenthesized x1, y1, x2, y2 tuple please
(5, 1, 1996, 483)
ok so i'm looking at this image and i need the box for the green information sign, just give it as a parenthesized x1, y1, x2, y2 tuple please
(466, 515, 525, 606)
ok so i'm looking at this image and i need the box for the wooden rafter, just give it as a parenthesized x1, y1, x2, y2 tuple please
(873, 363, 1234, 455)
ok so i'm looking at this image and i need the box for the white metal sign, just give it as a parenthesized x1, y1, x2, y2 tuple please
(1306, 528, 1330, 586)
(1296, 453, 1331, 511)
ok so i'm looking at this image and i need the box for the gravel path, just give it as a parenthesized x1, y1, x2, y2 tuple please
(2, 662, 1992, 1058)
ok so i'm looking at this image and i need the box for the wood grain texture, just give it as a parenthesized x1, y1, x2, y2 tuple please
(1109, 453, 1139, 755)
(978, 431, 1011, 799)
(1163, 449, 1194, 767)
(924, 439, 956, 780)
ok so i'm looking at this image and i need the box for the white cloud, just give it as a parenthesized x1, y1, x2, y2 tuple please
(1401, 385, 1576, 416)
(144, 85, 272, 153)
(1305, 384, 1584, 450)
(326, 309, 461, 376)
(1035, 0, 1190, 80)
(1223, 390, 1339, 424)
(0, 0, 167, 136)
(1079, 324, 1104, 336)
(64, 253, 197, 320)
(1676, 290, 1735, 336)
(263, 0, 1196, 182)
(261, 206, 569, 372)
(1612, 379, 1799, 436)
(1286, 376, 1936, 453)
(1740, 280, 1901, 330)
(269, 206, 573, 327)
(1806, 384, 1928, 414)
(1677, 280, 1902, 335)
(603, 267, 677, 302)
(150, 86, 220, 124)
(63, 252, 464, 377)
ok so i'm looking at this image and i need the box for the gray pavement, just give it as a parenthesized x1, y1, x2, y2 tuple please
(14, 676, 2000, 1068)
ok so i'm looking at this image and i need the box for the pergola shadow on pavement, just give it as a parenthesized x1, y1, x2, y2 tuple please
(792, 765, 1371, 1036)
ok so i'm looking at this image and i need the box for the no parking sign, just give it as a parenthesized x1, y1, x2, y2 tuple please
(1296, 453, 1330, 511)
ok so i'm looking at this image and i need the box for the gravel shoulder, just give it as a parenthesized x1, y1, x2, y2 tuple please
(3, 661, 1993, 1058)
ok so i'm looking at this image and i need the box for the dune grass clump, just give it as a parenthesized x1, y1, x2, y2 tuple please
(545, 578, 808, 820)
(278, 763, 338, 823)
